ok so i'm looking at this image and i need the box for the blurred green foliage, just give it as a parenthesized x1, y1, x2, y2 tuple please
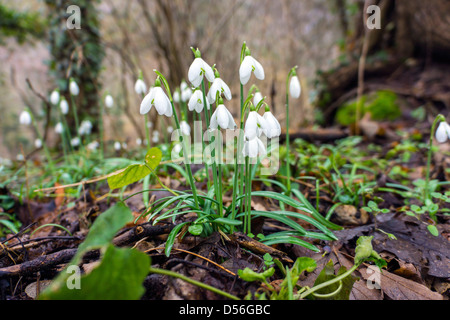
(0, 4, 46, 44)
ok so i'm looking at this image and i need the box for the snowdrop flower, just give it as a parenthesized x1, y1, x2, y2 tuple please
(239, 51, 265, 85)
(244, 108, 267, 140)
(136, 138, 142, 146)
(181, 87, 192, 103)
(243, 137, 266, 158)
(173, 90, 181, 103)
(289, 75, 301, 98)
(210, 102, 236, 130)
(134, 78, 147, 95)
(16, 154, 25, 161)
(152, 133, 160, 143)
(55, 122, 63, 134)
(207, 72, 232, 104)
(69, 78, 79, 96)
(60, 98, 69, 115)
(435, 121, 450, 143)
(50, 90, 60, 105)
(253, 91, 263, 107)
(105, 94, 114, 108)
(263, 106, 281, 138)
(167, 126, 174, 134)
(34, 138, 42, 149)
(188, 89, 210, 113)
(122, 142, 128, 149)
(71, 137, 80, 147)
(114, 141, 121, 151)
(140, 80, 173, 117)
(180, 120, 191, 136)
(180, 81, 188, 92)
(19, 110, 32, 125)
(87, 140, 99, 151)
(78, 120, 93, 136)
(173, 143, 182, 154)
(188, 48, 215, 88)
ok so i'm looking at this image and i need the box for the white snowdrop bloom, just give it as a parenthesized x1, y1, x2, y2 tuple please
(71, 137, 80, 147)
(136, 138, 142, 146)
(239, 55, 265, 85)
(167, 126, 174, 134)
(105, 95, 114, 108)
(435, 121, 450, 143)
(263, 111, 281, 138)
(114, 141, 121, 151)
(50, 90, 60, 105)
(188, 53, 215, 88)
(60, 99, 69, 115)
(16, 154, 25, 161)
(69, 79, 79, 96)
(134, 78, 147, 95)
(147, 121, 153, 129)
(173, 91, 181, 103)
(289, 75, 301, 99)
(55, 122, 63, 134)
(207, 77, 232, 104)
(180, 81, 188, 92)
(209, 104, 236, 130)
(78, 120, 93, 135)
(173, 143, 182, 154)
(253, 91, 263, 107)
(243, 137, 266, 158)
(188, 89, 209, 113)
(140, 86, 173, 117)
(181, 87, 192, 103)
(122, 142, 128, 149)
(34, 138, 42, 148)
(87, 140, 99, 151)
(180, 120, 191, 136)
(19, 110, 32, 125)
(152, 134, 160, 143)
(244, 110, 267, 140)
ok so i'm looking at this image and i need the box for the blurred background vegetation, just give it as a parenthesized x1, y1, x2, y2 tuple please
(0, 0, 449, 159)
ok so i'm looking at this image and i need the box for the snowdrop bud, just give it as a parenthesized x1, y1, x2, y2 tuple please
(152, 134, 160, 143)
(167, 126, 174, 134)
(122, 142, 128, 149)
(435, 121, 450, 143)
(50, 90, 60, 105)
(173, 143, 182, 154)
(180, 81, 188, 92)
(60, 99, 69, 115)
(69, 79, 79, 96)
(55, 122, 63, 134)
(71, 137, 80, 147)
(180, 120, 191, 136)
(289, 75, 301, 99)
(239, 54, 265, 85)
(16, 154, 25, 161)
(147, 121, 153, 129)
(173, 91, 181, 103)
(87, 140, 99, 151)
(34, 138, 42, 148)
(134, 78, 147, 95)
(105, 95, 114, 108)
(136, 138, 142, 146)
(79, 120, 93, 136)
(19, 110, 32, 125)
(114, 141, 121, 151)
(181, 87, 192, 103)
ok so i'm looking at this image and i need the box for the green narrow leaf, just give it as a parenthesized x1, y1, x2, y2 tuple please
(165, 222, 189, 257)
(213, 217, 243, 226)
(40, 245, 150, 300)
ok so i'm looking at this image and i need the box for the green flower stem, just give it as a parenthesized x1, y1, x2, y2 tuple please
(28, 108, 54, 170)
(299, 263, 359, 299)
(425, 114, 446, 201)
(57, 109, 69, 164)
(70, 95, 81, 144)
(148, 267, 240, 300)
(285, 77, 291, 195)
(246, 158, 252, 234)
(99, 98, 105, 160)
(200, 80, 212, 190)
(170, 100, 200, 209)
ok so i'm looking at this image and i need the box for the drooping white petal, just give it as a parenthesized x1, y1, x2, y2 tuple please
(244, 111, 259, 140)
(114, 141, 121, 151)
(289, 76, 301, 98)
(50, 90, 60, 105)
(181, 87, 192, 102)
(253, 58, 265, 80)
(69, 80, 79, 96)
(34, 138, 42, 149)
(180, 121, 191, 136)
(263, 112, 281, 138)
(140, 89, 155, 115)
(60, 99, 69, 115)
(134, 79, 147, 95)
(154, 88, 169, 115)
(105, 95, 114, 108)
(55, 122, 63, 134)
(210, 104, 235, 130)
(19, 110, 32, 125)
(436, 122, 450, 143)
(188, 58, 204, 88)
(173, 91, 180, 103)
(239, 56, 265, 85)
